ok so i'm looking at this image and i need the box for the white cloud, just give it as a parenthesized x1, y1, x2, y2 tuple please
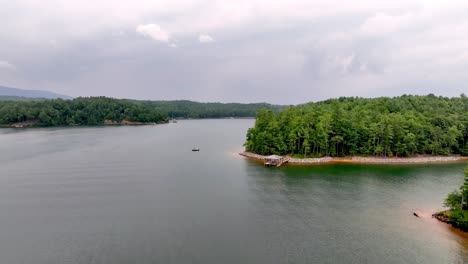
(199, 34, 214, 43)
(136, 24, 171, 43)
(0, 60, 16, 70)
(360, 12, 414, 36)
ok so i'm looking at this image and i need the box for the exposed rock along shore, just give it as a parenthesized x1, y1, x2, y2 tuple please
(239, 152, 333, 164)
(350, 156, 461, 164)
(103, 119, 168, 125)
(239, 151, 466, 165)
(432, 211, 451, 224)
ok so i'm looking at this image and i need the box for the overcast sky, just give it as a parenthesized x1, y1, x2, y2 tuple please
(0, 0, 467, 104)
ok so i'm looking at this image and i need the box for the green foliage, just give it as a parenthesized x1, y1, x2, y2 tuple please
(442, 164, 468, 231)
(245, 95, 468, 157)
(138, 100, 283, 119)
(0, 97, 167, 126)
(0, 97, 283, 127)
(444, 190, 462, 210)
(463, 164, 468, 209)
(448, 209, 468, 231)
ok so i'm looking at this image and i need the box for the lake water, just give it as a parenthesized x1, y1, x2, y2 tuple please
(0, 119, 467, 264)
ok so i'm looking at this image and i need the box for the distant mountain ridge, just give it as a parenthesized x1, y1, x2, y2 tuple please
(0, 85, 72, 99)
(0, 95, 49, 102)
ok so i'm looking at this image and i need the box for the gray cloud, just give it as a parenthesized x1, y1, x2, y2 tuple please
(0, 61, 16, 71)
(0, 0, 467, 104)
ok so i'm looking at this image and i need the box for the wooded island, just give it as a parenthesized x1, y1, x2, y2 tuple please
(245, 95, 468, 157)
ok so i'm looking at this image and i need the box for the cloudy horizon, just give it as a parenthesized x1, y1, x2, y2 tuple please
(0, 0, 467, 104)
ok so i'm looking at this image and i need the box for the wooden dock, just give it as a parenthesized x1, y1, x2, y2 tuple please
(264, 155, 289, 167)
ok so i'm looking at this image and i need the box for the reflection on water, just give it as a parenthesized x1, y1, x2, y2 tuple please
(0, 119, 467, 264)
(244, 160, 468, 263)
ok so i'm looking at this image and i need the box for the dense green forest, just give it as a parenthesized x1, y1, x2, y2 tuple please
(0, 97, 282, 127)
(0, 97, 167, 126)
(137, 100, 283, 118)
(245, 95, 468, 157)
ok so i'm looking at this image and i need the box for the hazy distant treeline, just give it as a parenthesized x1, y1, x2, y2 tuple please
(245, 95, 468, 157)
(137, 100, 283, 119)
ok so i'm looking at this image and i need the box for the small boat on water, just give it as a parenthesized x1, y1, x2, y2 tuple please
(192, 148, 200, 151)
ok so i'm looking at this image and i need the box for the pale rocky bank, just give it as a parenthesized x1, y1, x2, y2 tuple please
(240, 151, 468, 165)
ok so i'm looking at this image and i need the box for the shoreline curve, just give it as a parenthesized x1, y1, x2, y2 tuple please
(239, 151, 468, 165)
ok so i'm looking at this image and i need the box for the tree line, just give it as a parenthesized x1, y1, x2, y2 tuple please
(0, 97, 283, 126)
(0, 97, 167, 126)
(245, 94, 468, 157)
(137, 100, 283, 119)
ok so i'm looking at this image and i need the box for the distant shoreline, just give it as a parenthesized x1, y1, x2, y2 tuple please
(0, 117, 255, 129)
(240, 151, 468, 165)
(0, 119, 169, 128)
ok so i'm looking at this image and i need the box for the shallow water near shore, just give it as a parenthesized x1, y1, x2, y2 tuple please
(0, 119, 467, 264)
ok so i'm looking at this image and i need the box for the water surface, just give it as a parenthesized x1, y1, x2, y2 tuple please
(0, 119, 467, 264)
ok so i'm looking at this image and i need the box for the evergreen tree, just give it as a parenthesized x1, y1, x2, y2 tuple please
(245, 95, 468, 157)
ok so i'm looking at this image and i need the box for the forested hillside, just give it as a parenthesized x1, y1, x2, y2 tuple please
(0, 97, 167, 126)
(245, 95, 468, 157)
(138, 100, 283, 118)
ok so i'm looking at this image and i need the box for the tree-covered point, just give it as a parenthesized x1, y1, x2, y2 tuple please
(441, 164, 468, 231)
(0, 97, 167, 126)
(245, 94, 468, 157)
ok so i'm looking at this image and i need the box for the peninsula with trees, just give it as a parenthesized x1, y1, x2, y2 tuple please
(243, 95, 468, 164)
(435, 164, 468, 232)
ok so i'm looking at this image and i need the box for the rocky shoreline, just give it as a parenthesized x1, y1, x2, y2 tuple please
(103, 119, 168, 125)
(432, 210, 468, 233)
(433, 211, 451, 224)
(239, 152, 333, 164)
(351, 156, 462, 164)
(239, 151, 467, 165)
